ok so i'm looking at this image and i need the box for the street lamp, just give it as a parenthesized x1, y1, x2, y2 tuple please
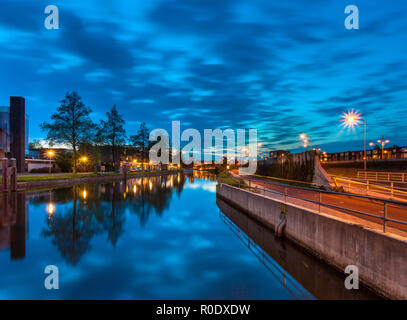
(47, 150, 54, 174)
(300, 133, 312, 150)
(377, 137, 390, 159)
(81, 156, 88, 172)
(340, 109, 367, 171)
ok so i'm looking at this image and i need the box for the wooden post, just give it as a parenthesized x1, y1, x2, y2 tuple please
(10, 158, 17, 192)
(2, 158, 8, 192)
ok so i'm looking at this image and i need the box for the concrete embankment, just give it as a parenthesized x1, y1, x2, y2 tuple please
(216, 183, 407, 299)
(14, 171, 181, 191)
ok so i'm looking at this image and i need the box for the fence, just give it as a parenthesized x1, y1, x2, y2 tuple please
(332, 176, 407, 201)
(357, 171, 407, 182)
(219, 176, 407, 235)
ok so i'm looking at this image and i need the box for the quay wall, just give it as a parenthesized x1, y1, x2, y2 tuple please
(216, 183, 407, 299)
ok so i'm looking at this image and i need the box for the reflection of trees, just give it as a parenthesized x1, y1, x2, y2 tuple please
(41, 173, 186, 263)
(42, 186, 100, 265)
(99, 182, 126, 246)
(127, 174, 186, 226)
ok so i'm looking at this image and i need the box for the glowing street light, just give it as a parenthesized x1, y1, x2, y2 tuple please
(81, 156, 88, 172)
(300, 134, 312, 150)
(377, 137, 390, 159)
(341, 109, 367, 171)
(47, 150, 54, 174)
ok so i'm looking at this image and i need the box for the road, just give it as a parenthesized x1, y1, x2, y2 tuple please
(229, 172, 407, 239)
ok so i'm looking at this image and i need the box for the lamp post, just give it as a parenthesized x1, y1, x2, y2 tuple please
(377, 137, 390, 159)
(300, 133, 313, 150)
(47, 150, 54, 174)
(341, 110, 367, 171)
(81, 156, 88, 172)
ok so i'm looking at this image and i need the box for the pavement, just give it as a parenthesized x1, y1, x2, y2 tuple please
(228, 171, 407, 239)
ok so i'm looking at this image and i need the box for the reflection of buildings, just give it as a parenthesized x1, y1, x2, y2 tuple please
(0, 97, 29, 172)
(0, 193, 28, 259)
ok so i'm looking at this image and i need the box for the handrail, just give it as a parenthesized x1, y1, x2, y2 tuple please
(219, 176, 407, 234)
(357, 171, 407, 183)
(231, 175, 407, 206)
(331, 176, 407, 201)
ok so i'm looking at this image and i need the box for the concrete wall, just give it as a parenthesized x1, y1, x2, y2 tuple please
(27, 161, 53, 172)
(313, 154, 334, 188)
(217, 183, 407, 299)
(217, 197, 380, 299)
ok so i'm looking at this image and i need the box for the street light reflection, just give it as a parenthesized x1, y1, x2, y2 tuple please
(46, 203, 55, 215)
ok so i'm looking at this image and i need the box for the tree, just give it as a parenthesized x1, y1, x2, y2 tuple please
(97, 105, 126, 170)
(28, 139, 42, 150)
(130, 122, 150, 171)
(41, 91, 95, 173)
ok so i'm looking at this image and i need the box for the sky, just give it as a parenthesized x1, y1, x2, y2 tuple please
(0, 0, 406, 154)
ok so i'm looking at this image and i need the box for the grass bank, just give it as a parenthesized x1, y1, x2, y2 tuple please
(8, 170, 181, 183)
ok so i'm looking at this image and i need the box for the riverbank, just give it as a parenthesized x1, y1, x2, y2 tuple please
(4, 170, 183, 192)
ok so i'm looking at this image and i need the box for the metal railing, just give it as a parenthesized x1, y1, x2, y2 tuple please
(218, 176, 407, 235)
(219, 211, 312, 300)
(357, 171, 407, 183)
(332, 176, 407, 201)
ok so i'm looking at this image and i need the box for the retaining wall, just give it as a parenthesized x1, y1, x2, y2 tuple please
(216, 183, 407, 299)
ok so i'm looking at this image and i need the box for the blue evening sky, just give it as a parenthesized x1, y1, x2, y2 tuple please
(0, 0, 406, 153)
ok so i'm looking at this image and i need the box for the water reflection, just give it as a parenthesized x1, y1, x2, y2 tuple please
(1, 173, 186, 265)
(0, 192, 27, 259)
(217, 197, 381, 300)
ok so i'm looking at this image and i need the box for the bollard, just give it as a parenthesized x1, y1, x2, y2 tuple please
(275, 204, 287, 237)
(10, 158, 17, 192)
(2, 158, 8, 192)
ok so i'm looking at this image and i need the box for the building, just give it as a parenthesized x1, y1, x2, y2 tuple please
(0, 97, 29, 172)
(269, 150, 290, 159)
(324, 146, 407, 162)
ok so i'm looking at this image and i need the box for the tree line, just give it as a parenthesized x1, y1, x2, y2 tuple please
(40, 91, 151, 173)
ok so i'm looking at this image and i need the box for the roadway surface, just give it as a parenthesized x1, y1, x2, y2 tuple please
(229, 171, 407, 239)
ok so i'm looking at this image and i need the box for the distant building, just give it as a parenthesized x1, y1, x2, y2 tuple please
(0, 97, 29, 172)
(269, 150, 290, 159)
(324, 146, 407, 162)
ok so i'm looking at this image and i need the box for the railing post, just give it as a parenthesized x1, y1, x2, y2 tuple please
(388, 173, 390, 182)
(383, 201, 387, 233)
(319, 191, 322, 213)
(249, 180, 251, 192)
(284, 186, 287, 203)
(376, 172, 378, 181)
(403, 173, 405, 183)
(391, 182, 394, 199)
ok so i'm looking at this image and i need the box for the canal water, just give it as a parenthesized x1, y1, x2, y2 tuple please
(0, 172, 380, 299)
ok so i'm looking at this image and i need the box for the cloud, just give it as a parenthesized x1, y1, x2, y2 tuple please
(0, 0, 406, 152)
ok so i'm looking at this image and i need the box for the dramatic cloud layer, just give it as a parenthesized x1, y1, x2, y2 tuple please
(0, 0, 406, 153)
